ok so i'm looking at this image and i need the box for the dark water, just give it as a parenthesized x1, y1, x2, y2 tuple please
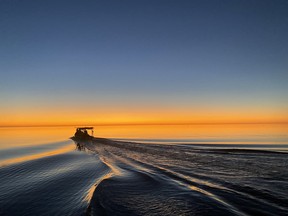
(0, 137, 288, 215)
(82, 138, 288, 216)
(0, 140, 110, 216)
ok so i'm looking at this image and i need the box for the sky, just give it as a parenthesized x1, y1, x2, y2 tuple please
(0, 0, 288, 126)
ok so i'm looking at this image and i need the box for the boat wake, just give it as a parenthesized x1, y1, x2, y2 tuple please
(77, 138, 288, 216)
(0, 137, 287, 215)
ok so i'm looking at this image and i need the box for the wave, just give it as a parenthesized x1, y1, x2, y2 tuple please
(0, 141, 110, 216)
(1, 138, 287, 216)
(76, 138, 288, 216)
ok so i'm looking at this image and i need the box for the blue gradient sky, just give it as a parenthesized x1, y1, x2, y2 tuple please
(0, 0, 288, 125)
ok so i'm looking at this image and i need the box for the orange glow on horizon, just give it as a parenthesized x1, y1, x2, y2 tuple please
(1, 115, 287, 127)
(0, 104, 287, 127)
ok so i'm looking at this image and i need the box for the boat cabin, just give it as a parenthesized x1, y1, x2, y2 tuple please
(74, 127, 94, 139)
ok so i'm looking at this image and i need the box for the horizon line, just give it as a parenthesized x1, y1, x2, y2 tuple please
(1, 121, 288, 128)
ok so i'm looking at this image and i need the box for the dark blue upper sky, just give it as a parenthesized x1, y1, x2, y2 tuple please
(0, 0, 288, 124)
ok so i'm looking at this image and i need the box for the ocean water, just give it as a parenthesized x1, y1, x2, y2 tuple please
(0, 125, 287, 216)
